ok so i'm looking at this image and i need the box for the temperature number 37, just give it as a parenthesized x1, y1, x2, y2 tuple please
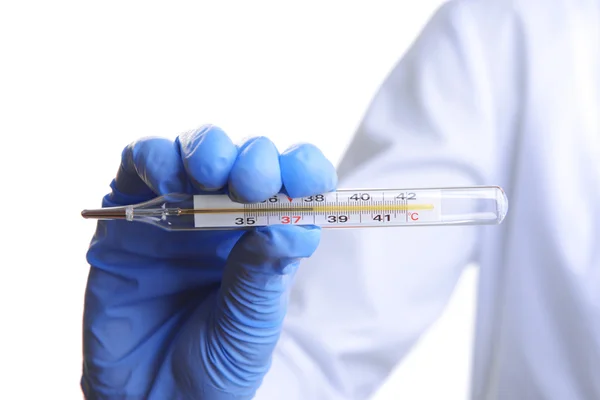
(281, 216, 301, 224)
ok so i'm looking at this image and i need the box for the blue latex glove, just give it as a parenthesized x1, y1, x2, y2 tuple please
(81, 125, 337, 399)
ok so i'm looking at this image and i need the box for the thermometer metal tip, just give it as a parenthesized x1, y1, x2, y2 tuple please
(81, 207, 128, 220)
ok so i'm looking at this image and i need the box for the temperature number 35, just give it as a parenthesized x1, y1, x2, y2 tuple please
(235, 217, 256, 225)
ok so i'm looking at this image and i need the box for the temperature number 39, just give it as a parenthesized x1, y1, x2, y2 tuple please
(327, 215, 349, 223)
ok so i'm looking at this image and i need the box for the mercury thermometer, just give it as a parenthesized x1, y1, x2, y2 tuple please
(81, 186, 508, 231)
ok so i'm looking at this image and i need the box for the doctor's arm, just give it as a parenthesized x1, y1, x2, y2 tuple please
(255, 1, 516, 399)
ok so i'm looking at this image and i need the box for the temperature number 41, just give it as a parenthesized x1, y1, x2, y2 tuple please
(373, 214, 391, 222)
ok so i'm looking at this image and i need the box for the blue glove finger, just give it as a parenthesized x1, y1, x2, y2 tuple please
(113, 137, 190, 204)
(171, 224, 321, 399)
(280, 143, 338, 198)
(176, 125, 238, 192)
(228, 136, 282, 203)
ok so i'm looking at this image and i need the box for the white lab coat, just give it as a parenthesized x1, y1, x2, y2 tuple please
(257, 0, 600, 399)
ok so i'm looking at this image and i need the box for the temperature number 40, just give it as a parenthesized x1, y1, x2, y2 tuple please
(349, 193, 370, 201)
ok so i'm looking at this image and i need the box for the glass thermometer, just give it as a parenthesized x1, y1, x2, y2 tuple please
(81, 186, 508, 231)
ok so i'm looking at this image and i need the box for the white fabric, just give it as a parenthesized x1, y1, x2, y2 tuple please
(256, 0, 600, 398)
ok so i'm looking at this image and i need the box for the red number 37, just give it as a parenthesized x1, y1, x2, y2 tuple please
(281, 216, 301, 224)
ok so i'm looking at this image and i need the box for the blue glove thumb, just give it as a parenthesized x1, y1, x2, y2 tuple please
(168, 224, 321, 399)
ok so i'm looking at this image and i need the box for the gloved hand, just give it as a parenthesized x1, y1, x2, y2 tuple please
(81, 125, 337, 399)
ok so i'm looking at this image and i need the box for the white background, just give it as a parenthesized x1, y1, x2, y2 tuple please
(1, 1, 478, 398)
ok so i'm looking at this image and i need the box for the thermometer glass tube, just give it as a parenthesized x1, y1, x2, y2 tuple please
(81, 186, 508, 231)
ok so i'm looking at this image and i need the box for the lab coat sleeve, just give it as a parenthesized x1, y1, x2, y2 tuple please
(256, 1, 506, 399)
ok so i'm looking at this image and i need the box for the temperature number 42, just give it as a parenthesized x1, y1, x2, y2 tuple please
(396, 192, 416, 200)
